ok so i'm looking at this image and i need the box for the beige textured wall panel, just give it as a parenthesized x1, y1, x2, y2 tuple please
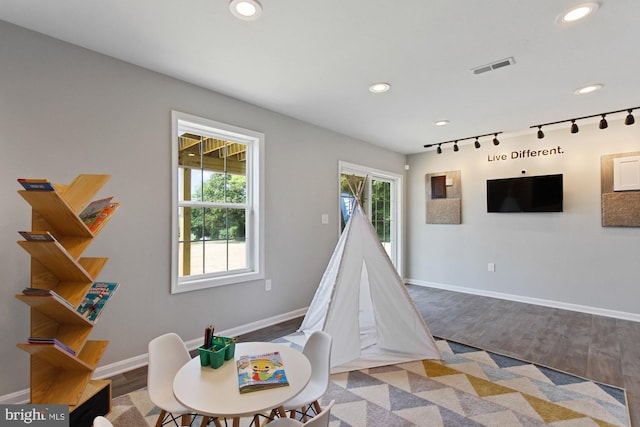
(602, 192, 640, 227)
(426, 198, 461, 224)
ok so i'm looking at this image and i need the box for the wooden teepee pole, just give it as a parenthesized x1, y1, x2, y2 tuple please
(345, 174, 367, 210)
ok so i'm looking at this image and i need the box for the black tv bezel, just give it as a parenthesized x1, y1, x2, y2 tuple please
(486, 174, 563, 213)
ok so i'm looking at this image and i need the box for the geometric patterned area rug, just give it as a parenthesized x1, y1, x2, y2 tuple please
(106, 337, 630, 427)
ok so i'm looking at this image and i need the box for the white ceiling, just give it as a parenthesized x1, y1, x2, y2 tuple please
(1, 0, 639, 154)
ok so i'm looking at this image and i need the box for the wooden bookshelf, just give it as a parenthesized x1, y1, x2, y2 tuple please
(15, 174, 116, 410)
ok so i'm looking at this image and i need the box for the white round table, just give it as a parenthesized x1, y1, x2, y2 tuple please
(173, 342, 311, 427)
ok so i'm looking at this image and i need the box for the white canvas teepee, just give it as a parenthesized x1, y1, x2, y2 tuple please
(299, 189, 441, 372)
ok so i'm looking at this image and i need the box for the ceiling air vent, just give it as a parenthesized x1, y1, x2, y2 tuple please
(472, 57, 515, 75)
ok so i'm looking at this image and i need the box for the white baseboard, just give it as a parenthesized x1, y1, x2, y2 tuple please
(0, 307, 308, 405)
(406, 279, 640, 322)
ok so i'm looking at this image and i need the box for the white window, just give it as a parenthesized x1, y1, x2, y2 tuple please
(171, 111, 264, 293)
(338, 161, 403, 276)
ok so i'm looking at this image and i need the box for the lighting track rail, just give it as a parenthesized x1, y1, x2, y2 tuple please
(531, 106, 638, 139)
(424, 132, 503, 154)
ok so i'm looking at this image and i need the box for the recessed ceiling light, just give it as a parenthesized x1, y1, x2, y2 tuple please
(574, 83, 603, 95)
(229, 0, 262, 20)
(558, 2, 599, 24)
(369, 83, 390, 94)
(434, 120, 450, 126)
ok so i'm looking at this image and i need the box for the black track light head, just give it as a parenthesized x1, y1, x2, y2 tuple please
(570, 120, 579, 134)
(493, 134, 500, 145)
(453, 141, 459, 152)
(474, 138, 481, 149)
(599, 114, 608, 129)
(625, 109, 635, 126)
(537, 126, 544, 139)
(436, 144, 442, 154)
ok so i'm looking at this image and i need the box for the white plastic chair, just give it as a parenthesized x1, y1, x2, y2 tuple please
(267, 400, 335, 427)
(281, 331, 332, 420)
(148, 332, 195, 427)
(92, 416, 113, 427)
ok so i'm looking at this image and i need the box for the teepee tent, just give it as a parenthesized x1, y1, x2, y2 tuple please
(299, 180, 441, 372)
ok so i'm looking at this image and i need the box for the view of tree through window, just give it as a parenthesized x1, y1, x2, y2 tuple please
(371, 179, 391, 247)
(189, 173, 246, 240)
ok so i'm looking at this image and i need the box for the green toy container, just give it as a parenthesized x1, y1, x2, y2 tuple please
(198, 336, 236, 368)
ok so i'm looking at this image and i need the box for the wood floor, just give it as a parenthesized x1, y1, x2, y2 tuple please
(108, 285, 640, 426)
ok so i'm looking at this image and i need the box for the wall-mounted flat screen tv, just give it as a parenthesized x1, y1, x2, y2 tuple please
(486, 174, 563, 213)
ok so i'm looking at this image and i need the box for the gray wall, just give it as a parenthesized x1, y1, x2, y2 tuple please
(407, 121, 640, 317)
(0, 21, 406, 396)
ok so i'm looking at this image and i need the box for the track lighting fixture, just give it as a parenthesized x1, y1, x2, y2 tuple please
(599, 114, 608, 129)
(530, 106, 638, 139)
(571, 120, 579, 134)
(424, 132, 502, 153)
(626, 109, 635, 125)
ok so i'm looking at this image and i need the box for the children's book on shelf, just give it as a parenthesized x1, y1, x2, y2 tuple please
(18, 231, 56, 242)
(79, 197, 119, 233)
(27, 337, 76, 356)
(22, 287, 75, 309)
(76, 282, 119, 322)
(17, 178, 55, 191)
(90, 202, 119, 234)
(236, 351, 289, 394)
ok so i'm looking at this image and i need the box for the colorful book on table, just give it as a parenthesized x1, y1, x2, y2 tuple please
(76, 281, 119, 323)
(237, 351, 289, 394)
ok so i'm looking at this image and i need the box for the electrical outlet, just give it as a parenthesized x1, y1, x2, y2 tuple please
(265, 279, 272, 291)
(488, 263, 495, 272)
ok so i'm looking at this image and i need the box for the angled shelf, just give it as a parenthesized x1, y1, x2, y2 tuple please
(15, 294, 94, 353)
(18, 190, 93, 238)
(15, 174, 117, 409)
(17, 240, 95, 282)
(16, 340, 108, 405)
(15, 294, 84, 322)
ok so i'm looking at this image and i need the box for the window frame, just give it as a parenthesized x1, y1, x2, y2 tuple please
(171, 111, 265, 294)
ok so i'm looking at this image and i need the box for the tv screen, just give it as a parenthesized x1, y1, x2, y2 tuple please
(487, 174, 563, 213)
